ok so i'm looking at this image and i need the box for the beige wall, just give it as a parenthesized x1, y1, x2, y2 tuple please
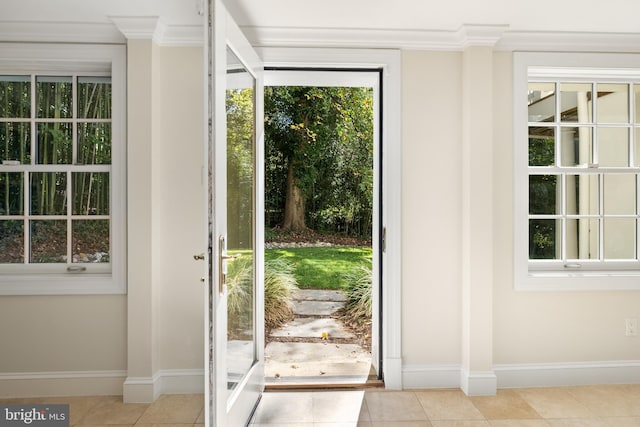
(401, 51, 463, 365)
(0, 295, 126, 372)
(400, 48, 640, 369)
(154, 46, 205, 370)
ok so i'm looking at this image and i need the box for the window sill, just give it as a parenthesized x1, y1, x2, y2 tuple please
(516, 271, 640, 291)
(0, 274, 126, 295)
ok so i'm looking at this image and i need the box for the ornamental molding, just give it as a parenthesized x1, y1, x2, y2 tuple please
(1, 20, 640, 53)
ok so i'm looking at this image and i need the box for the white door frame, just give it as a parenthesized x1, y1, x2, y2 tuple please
(258, 47, 403, 389)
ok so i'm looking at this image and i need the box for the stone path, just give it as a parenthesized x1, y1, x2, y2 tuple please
(264, 289, 372, 382)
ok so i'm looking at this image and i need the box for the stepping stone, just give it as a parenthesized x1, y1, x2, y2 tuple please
(293, 289, 346, 302)
(265, 342, 371, 364)
(293, 300, 344, 316)
(270, 317, 355, 339)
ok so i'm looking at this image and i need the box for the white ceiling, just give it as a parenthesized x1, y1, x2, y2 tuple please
(1, 0, 639, 49)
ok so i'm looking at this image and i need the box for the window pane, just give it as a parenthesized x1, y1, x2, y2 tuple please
(73, 172, 109, 215)
(0, 220, 24, 263)
(78, 123, 111, 165)
(597, 84, 629, 123)
(560, 126, 592, 166)
(30, 172, 67, 215)
(529, 219, 560, 259)
(72, 219, 109, 263)
(78, 77, 111, 119)
(36, 76, 72, 119)
(37, 123, 72, 164)
(603, 174, 636, 215)
(604, 218, 636, 259)
(0, 172, 24, 215)
(0, 76, 30, 118)
(566, 174, 599, 216)
(560, 83, 592, 123)
(566, 218, 599, 260)
(30, 220, 66, 263)
(529, 175, 558, 214)
(636, 128, 640, 167)
(635, 84, 640, 123)
(0, 122, 30, 163)
(529, 126, 555, 166)
(598, 127, 629, 167)
(528, 82, 555, 122)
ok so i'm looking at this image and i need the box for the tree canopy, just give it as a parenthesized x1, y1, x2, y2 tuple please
(264, 86, 374, 240)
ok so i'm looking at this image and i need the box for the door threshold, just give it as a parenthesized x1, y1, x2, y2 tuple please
(265, 375, 384, 390)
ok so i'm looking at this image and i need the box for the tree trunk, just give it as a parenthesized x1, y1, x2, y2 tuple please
(282, 160, 306, 230)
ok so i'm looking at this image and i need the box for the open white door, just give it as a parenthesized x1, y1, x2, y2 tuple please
(204, 0, 265, 425)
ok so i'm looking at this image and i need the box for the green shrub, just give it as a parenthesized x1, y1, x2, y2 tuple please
(226, 254, 299, 332)
(343, 260, 372, 319)
(264, 258, 299, 330)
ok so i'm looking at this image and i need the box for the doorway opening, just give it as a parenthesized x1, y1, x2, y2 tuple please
(262, 69, 383, 388)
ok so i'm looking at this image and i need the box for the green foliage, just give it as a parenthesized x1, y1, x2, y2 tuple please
(343, 260, 372, 319)
(264, 86, 374, 239)
(265, 246, 372, 290)
(264, 258, 299, 330)
(226, 255, 299, 332)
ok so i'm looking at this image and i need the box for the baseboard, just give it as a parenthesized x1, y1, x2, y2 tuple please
(123, 369, 205, 403)
(0, 370, 126, 398)
(495, 360, 640, 388)
(402, 364, 461, 389)
(383, 357, 403, 389)
(460, 368, 497, 396)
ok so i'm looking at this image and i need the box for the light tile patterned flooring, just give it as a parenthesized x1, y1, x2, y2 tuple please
(3, 385, 640, 426)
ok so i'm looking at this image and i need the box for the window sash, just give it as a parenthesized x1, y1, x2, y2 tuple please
(515, 52, 640, 290)
(0, 43, 125, 295)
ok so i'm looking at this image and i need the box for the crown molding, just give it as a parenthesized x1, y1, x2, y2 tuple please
(0, 21, 125, 44)
(2, 19, 640, 53)
(242, 24, 640, 53)
(0, 19, 203, 46)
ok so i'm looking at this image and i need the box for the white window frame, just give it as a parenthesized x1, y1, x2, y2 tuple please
(0, 43, 126, 295)
(515, 52, 640, 291)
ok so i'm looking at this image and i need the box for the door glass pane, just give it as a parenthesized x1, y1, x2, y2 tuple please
(226, 47, 256, 394)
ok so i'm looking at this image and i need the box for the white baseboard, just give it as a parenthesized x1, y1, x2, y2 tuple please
(495, 361, 640, 388)
(123, 369, 205, 403)
(0, 369, 204, 401)
(0, 370, 126, 398)
(460, 369, 497, 396)
(383, 357, 403, 390)
(402, 364, 461, 389)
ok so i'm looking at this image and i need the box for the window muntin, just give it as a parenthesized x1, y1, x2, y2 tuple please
(527, 79, 640, 271)
(0, 73, 112, 272)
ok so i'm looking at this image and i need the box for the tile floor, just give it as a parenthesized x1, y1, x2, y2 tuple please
(2, 384, 640, 427)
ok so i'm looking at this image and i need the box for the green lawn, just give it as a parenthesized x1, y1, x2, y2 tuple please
(265, 246, 372, 290)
